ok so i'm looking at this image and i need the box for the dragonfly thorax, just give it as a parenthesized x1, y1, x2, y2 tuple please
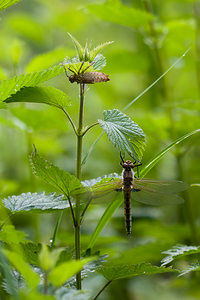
(122, 160, 135, 170)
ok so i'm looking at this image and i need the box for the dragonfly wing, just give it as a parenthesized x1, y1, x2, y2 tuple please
(133, 179, 189, 194)
(132, 189, 184, 206)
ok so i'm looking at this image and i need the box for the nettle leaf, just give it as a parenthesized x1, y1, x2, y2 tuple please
(67, 32, 85, 61)
(0, 225, 28, 244)
(161, 245, 200, 266)
(31, 150, 83, 197)
(87, 0, 154, 28)
(5, 86, 70, 109)
(1, 64, 63, 102)
(97, 263, 177, 281)
(3, 192, 69, 212)
(55, 287, 91, 300)
(98, 109, 146, 161)
(93, 54, 107, 70)
(179, 262, 200, 277)
(0, 0, 21, 11)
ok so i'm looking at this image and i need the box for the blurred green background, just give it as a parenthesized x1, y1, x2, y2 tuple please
(0, 0, 200, 299)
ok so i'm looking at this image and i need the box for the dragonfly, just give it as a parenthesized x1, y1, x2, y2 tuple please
(72, 157, 189, 235)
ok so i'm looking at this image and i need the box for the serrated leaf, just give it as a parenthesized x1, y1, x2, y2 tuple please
(48, 258, 93, 287)
(161, 245, 200, 266)
(87, 0, 154, 28)
(89, 41, 114, 61)
(31, 150, 83, 197)
(98, 109, 146, 161)
(67, 32, 84, 61)
(39, 245, 63, 272)
(1, 64, 63, 102)
(93, 54, 107, 70)
(179, 262, 200, 277)
(3, 192, 69, 212)
(3, 250, 40, 290)
(0, 225, 28, 244)
(97, 263, 177, 281)
(5, 86, 70, 109)
(0, 0, 21, 11)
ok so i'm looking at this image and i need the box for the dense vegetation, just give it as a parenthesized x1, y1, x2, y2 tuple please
(0, 0, 199, 299)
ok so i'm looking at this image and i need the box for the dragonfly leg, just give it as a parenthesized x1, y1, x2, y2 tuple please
(120, 151, 125, 166)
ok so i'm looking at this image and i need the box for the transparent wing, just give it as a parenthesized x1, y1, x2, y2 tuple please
(133, 179, 189, 194)
(132, 189, 184, 205)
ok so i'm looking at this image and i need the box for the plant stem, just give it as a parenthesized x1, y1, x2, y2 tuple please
(62, 108, 77, 135)
(82, 122, 99, 136)
(75, 83, 85, 290)
(93, 280, 112, 300)
(50, 211, 63, 248)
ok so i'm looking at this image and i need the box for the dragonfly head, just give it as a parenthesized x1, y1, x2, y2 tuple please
(122, 160, 135, 169)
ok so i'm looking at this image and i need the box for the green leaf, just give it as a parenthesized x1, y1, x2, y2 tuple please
(87, 0, 154, 28)
(1, 64, 63, 102)
(0, 0, 21, 11)
(0, 249, 19, 300)
(89, 41, 114, 61)
(87, 197, 123, 249)
(3, 250, 40, 290)
(98, 109, 146, 161)
(161, 245, 200, 266)
(3, 192, 69, 212)
(97, 262, 177, 281)
(31, 150, 83, 197)
(179, 262, 200, 277)
(0, 225, 28, 244)
(140, 129, 200, 178)
(67, 32, 84, 61)
(48, 258, 93, 287)
(5, 86, 71, 110)
(39, 245, 63, 271)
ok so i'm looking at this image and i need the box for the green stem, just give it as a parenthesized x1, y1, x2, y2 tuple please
(75, 83, 85, 290)
(62, 108, 77, 135)
(82, 122, 99, 136)
(93, 280, 112, 300)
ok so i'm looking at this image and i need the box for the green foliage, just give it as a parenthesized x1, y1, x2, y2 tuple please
(5, 87, 71, 110)
(0, 225, 28, 244)
(48, 257, 93, 287)
(55, 288, 91, 300)
(39, 245, 63, 271)
(161, 245, 200, 266)
(30, 149, 83, 198)
(3, 192, 69, 212)
(0, 0, 22, 11)
(1, 65, 63, 103)
(98, 109, 146, 161)
(87, 0, 154, 28)
(97, 262, 177, 281)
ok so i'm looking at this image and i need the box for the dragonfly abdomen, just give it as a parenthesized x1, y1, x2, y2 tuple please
(123, 190, 132, 235)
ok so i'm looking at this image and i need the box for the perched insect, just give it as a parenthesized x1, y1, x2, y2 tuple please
(71, 155, 189, 235)
(63, 61, 110, 84)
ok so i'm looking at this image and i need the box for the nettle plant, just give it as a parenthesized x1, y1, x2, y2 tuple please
(0, 34, 199, 299)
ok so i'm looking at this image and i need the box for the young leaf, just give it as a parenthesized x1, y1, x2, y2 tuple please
(140, 129, 200, 178)
(89, 41, 114, 61)
(48, 258, 93, 287)
(67, 32, 84, 61)
(39, 245, 63, 271)
(97, 262, 177, 281)
(161, 245, 200, 266)
(0, 225, 28, 244)
(1, 65, 63, 102)
(5, 87, 71, 110)
(3, 192, 69, 212)
(31, 150, 83, 197)
(3, 250, 40, 290)
(87, 0, 154, 28)
(0, 0, 21, 11)
(98, 109, 146, 161)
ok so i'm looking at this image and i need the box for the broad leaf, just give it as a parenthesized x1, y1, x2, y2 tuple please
(0, 0, 21, 11)
(161, 245, 200, 266)
(3, 250, 40, 290)
(1, 65, 63, 102)
(3, 192, 69, 212)
(48, 258, 93, 287)
(39, 245, 62, 271)
(98, 109, 146, 161)
(97, 262, 177, 281)
(31, 150, 83, 197)
(140, 129, 200, 178)
(5, 87, 70, 109)
(0, 225, 28, 244)
(179, 262, 200, 277)
(55, 287, 91, 300)
(87, 0, 154, 28)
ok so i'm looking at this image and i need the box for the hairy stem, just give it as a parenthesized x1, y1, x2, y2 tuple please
(93, 280, 112, 300)
(75, 83, 85, 290)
